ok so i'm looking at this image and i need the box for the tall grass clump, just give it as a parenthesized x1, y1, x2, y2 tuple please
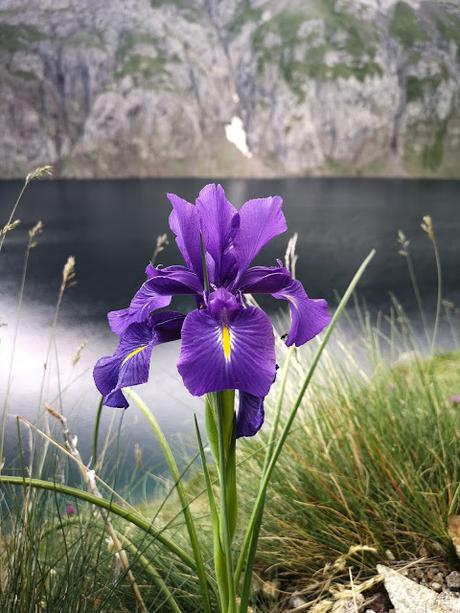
(238, 325, 460, 600)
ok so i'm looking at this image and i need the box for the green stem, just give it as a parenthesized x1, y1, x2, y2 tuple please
(430, 235, 442, 355)
(405, 253, 431, 350)
(215, 391, 237, 613)
(236, 347, 295, 609)
(92, 396, 104, 468)
(0, 235, 34, 469)
(0, 179, 28, 254)
(236, 250, 375, 612)
(194, 416, 225, 613)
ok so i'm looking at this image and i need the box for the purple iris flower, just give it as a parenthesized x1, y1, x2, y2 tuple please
(93, 184, 331, 437)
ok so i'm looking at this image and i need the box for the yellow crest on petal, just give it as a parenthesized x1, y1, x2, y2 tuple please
(222, 326, 231, 361)
(122, 345, 147, 365)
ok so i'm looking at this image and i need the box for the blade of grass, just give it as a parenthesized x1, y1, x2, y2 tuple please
(119, 532, 182, 613)
(125, 388, 214, 613)
(263, 345, 295, 473)
(0, 475, 198, 572)
(236, 249, 375, 612)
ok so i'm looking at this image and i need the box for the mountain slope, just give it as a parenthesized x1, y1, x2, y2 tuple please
(0, 0, 459, 178)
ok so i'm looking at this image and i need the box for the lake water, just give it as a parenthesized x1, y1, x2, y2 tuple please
(0, 178, 459, 482)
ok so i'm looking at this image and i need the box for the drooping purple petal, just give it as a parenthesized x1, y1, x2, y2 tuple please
(167, 193, 203, 280)
(108, 286, 172, 335)
(196, 184, 239, 283)
(108, 266, 201, 335)
(236, 392, 265, 438)
(108, 283, 172, 335)
(145, 266, 203, 295)
(177, 302, 276, 398)
(94, 354, 129, 408)
(107, 307, 138, 337)
(94, 312, 185, 408)
(237, 264, 331, 347)
(273, 279, 331, 346)
(232, 196, 287, 280)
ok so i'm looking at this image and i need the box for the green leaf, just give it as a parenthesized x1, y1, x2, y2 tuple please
(0, 475, 197, 571)
(92, 396, 104, 468)
(205, 395, 219, 465)
(195, 415, 227, 612)
(225, 415, 238, 543)
(123, 389, 215, 613)
(215, 391, 237, 613)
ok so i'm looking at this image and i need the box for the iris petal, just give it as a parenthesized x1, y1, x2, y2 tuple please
(177, 304, 276, 398)
(108, 266, 201, 335)
(196, 183, 239, 283)
(233, 196, 287, 280)
(94, 312, 185, 408)
(237, 264, 331, 347)
(272, 279, 331, 346)
(167, 193, 203, 280)
(236, 392, 265, 438)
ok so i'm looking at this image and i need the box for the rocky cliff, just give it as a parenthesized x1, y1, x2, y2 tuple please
(1, 0, 459, 178)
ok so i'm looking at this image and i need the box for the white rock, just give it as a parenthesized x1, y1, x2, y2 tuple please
(378, 565, 460, 613)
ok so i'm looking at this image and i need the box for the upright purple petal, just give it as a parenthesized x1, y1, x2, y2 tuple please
(167, 193, 203, 279)
(237, 264, 331, 347)
(94, 311, 185, 408)
(236, 392, 265, 438)
(177, 303, 276, 398)
(232, 196, 287, 279)
(196, 184, 239, 283)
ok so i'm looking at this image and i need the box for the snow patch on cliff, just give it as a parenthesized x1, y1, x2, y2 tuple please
(225, 116, 252, 158)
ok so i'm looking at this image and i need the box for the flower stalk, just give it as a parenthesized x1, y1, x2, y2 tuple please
(421, 216, 442, 354)
(206, 390, 237, 612)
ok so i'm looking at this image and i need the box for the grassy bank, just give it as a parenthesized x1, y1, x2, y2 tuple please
(1, 312, 459, 611)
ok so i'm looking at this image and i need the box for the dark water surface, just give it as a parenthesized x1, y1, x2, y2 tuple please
(0, 178, 459, 482)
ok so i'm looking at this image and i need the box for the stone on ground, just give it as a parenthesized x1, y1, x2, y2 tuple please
(378, 565, 460, 613)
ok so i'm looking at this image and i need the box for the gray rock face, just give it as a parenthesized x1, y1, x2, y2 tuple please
(0, 0, 459, 178)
